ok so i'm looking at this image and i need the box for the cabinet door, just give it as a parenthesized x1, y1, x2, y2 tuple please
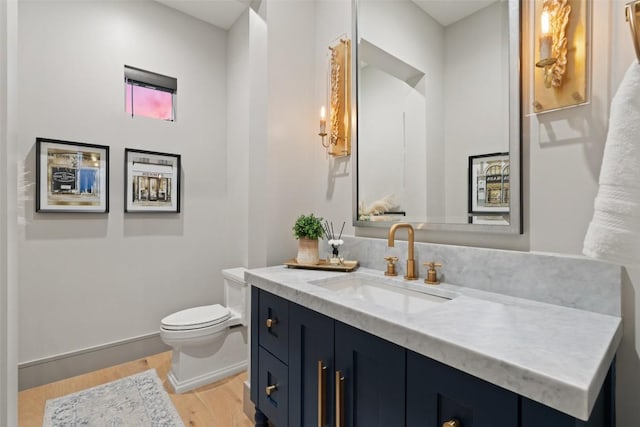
(334, 321, 406, 427)
(289, 303, 335, 427)
(407, 350, 517, 427)
(258, 288, 289, 364)
(258, 347, 289, 427)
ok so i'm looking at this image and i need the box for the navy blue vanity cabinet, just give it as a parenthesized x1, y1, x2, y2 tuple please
(408, 350, 615, 427)
(335, 321, 406, 427)
(251, 286, 615, 427)
(251, 287, 290, 426)
(252, 287, 406, 427)
(289, 302, 335, 427)
(407, 350, 518, 427)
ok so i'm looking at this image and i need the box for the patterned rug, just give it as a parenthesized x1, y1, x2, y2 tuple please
(43, 369, 184, 427)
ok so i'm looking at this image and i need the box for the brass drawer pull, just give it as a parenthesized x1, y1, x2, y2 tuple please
(266, 318, 277, 329)
(265, 384, 278, 396)
(442, 419, 461, 427)
(317, 361, 327, 427)
(335, 371, 345, 427)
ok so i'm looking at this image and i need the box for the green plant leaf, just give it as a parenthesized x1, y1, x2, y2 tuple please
(293, 213, 325, 240)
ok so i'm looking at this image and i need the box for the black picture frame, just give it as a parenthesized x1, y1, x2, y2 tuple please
(124, 148, 181, 213)
(36, 137, 109, 213)
(468, 152, 510, 215)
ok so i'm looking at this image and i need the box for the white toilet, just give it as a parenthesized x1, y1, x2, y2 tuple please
(160, 267, 248, 393)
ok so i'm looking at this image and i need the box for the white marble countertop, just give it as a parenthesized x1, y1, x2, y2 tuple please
(246, 265, 622, 421)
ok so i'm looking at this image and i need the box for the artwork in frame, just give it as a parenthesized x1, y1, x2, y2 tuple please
(36, 138, 109, 213)
(125, 149, 181, 213)
(468, 153, 510, 215)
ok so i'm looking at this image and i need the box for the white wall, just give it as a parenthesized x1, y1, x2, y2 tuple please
(358, 0, 444, 221)
(1, 0, 18, 422)
(228, 11, 251, 269)
(247, 10, 269, 269)
(444, 1, 509, 221)
(228, 8, 268, 269)
(263, 0, 319, 265)
(17, 0, 242, 364)
(359, 66, 426, 217)
(310, 0, 355, 241)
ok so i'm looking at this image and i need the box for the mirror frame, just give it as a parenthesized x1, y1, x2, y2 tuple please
(351, 0, 522, 234)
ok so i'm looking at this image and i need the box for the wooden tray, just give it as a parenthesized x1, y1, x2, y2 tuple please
(284, 259, 359, 272)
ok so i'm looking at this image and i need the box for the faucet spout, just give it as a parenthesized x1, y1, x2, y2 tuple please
(387, 223, 417, 280)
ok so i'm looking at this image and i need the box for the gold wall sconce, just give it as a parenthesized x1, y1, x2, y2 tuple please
(535, 2, 568, 88)
(627, 0, 640, 63)
(318, 37, 351, 157)
(532, 0, 590, 114)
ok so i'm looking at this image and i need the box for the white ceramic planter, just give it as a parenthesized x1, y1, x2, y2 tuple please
(296, 238, 320, 265)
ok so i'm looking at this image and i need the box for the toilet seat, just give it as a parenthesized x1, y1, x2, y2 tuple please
(161, 304, 231, 331)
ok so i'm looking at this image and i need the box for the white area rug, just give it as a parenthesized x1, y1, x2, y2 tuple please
(43, 369, 184, 427)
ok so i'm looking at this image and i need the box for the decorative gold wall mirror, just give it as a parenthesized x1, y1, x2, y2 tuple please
(352, 0, 522, 234)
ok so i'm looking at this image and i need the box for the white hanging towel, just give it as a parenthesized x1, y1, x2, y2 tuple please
(583, 62, 640, 266)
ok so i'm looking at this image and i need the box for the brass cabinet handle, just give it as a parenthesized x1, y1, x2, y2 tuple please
(266, 318, 277, 329)
(265, 384, 277, 396)
(442, 419, 461, 427)
(317, 361, 327, 427)
(335, 371, 345, 427)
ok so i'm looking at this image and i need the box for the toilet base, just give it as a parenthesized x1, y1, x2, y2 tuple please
(167, 326, 248, 394)
(168, 359, 248, 394)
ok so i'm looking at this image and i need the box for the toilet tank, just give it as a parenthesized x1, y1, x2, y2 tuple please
(222, 267, 248, 326)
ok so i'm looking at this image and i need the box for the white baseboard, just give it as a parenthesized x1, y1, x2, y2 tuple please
(167, 360, 248, 394)
(243, 380, 253, 421)
(18, 332, 170, 390)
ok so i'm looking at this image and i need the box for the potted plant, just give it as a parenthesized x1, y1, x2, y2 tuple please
(293, 213, 324, 265)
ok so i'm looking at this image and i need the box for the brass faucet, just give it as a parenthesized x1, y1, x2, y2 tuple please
(387, 223, 417, 280)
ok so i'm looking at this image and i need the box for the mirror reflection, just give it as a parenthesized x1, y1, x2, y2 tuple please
(356, 0, 518, 229)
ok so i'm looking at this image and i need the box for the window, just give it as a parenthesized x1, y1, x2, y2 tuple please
(124, 65, 176, 121)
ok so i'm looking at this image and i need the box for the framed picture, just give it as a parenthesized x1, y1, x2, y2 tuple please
(125, 149, 181, 213)
(36, 138, 109, 213)
(468, 152, 510, 214)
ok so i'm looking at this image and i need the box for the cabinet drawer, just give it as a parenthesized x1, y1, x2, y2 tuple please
(258, 347, 289, 427)
(407, 350, 518, 427)
(258, 289, 289, 363)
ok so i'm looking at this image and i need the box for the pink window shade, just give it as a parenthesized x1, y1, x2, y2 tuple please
(126, 83, 174, 121)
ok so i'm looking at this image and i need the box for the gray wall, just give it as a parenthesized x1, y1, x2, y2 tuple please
(16, 0, 242, 367)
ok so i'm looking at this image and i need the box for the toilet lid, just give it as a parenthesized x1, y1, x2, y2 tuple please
(161, 304, 231, 331)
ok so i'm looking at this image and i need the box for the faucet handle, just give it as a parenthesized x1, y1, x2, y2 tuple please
(423, 262, 442, 285)
(384, 256, 399, 276)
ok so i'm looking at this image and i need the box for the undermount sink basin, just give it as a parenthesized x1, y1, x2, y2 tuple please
(310, 274, 451, 314)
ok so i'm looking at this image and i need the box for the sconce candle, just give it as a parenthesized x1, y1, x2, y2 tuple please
(539, 10, 552, 60)
(320, 106, 327, 135)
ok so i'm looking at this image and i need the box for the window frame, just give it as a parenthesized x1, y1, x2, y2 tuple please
(124, 65, 177, 122)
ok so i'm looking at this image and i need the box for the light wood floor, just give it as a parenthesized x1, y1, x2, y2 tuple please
(18, 351, 254, 427)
